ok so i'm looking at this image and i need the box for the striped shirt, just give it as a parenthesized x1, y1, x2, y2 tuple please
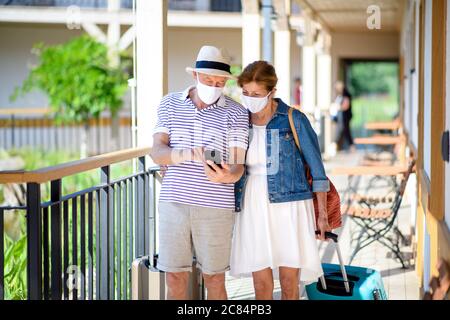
(154, 86, 249, 209)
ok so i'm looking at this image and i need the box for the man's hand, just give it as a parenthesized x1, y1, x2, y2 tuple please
(204, 161, 243, 184)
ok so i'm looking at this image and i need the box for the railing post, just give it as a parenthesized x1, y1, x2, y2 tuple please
(11, 114, 15, 149)
(99, 165, 110, 300)
(26, 182, 42, 300)
(137, 156, 145, 257)
(50, 180, 62, 300)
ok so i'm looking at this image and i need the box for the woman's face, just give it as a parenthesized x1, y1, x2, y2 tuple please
(242, 81, 271, 98)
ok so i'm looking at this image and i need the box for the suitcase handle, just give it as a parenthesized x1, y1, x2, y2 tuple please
(315, 231, 339, 243)
(315, 231, 351, 294)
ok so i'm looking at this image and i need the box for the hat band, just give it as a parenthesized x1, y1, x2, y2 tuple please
(195, 60, 231, 74)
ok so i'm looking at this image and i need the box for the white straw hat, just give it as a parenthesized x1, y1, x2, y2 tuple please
(186, 45, 236, 79)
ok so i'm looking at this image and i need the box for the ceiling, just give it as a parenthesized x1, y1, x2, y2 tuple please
(297, 0, 404, 33)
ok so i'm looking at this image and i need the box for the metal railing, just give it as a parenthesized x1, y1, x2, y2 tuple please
(0, 0, 133, 9)
(1, 0, 242, 12)
(167, 0, 243, 12)
(0, 147, 158, 300)
(0, 108, 133, 155)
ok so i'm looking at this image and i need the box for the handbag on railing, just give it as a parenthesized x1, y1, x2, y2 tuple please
(288, 108, 342, 230)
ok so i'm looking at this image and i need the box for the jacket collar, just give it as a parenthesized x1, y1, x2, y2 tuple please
(274, 98, 289, 116)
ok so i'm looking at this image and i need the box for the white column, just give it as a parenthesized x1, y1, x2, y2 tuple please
(136, 0, 168, 151)
(242, 0, 261, 67)
(107, 0, 121, 67)
(274, 29, 292, 103)
(302, 45, 316, 113)
(317, 52, 332, 156)
(316, 53, 331, 111)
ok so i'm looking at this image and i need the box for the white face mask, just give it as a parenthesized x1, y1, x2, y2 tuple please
(241, 91, 272, 114)
(196, 74, 224, 105)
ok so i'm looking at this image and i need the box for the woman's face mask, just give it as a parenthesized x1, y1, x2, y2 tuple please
(196, 74, 224, 105)
(241, 91, 272, 114)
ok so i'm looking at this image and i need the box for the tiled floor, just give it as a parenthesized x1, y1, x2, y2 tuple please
(226, 151, 420, 300)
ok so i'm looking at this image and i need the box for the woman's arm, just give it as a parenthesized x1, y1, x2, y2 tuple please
(295, 112, 330, 193)
(316, 192, 331, 240)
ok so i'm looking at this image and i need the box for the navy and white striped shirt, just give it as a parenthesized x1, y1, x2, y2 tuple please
(154, 87, 249, 209)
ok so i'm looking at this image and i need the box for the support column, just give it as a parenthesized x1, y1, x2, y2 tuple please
(317, 47, 332, 156)
(242, 0, 261, 67)
(302, 46, 316, 113)
(262, 0, 273, 63)
(274, 29, 292, 103)
(136, 0, 168, 151)
(107, 0, 121, 152)
(301, 17, 317, 114)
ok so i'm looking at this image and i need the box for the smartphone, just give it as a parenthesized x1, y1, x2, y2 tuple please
(204, 149, 223, 170)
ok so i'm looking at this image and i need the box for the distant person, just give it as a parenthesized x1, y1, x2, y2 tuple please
(293, 77, 302, 107)
(333, 81, 355, 152)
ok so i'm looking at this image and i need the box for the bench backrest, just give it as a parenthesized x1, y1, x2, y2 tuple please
(391, 159, 416, 214)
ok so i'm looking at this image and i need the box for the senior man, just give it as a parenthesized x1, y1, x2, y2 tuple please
(150, 46, 249, 300)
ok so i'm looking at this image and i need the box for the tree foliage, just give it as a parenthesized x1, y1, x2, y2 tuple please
(347, 62, 399, 98)
(11, 35, 131, 124)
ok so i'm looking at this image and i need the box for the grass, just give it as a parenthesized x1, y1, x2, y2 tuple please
(350, 94, 399, 138)
(1, 148, 136, 300)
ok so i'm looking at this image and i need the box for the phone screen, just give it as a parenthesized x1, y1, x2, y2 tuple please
(204, 149, 223, 170)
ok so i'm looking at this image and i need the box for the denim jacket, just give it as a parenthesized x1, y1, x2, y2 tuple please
(234, 99, 330, 212)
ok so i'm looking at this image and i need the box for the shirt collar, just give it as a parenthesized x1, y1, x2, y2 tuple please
(181, 86, 226, 108)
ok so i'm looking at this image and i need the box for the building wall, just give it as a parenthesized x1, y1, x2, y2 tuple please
(0, 24, 303, 109)
(167, 27, 243, 93)
(0, 23, 83, 109)
(330, 31, 400, 91)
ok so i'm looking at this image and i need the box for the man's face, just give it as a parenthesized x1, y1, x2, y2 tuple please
(195, 72, 228, 88)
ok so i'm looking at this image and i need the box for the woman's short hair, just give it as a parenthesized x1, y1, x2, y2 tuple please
(238, 61, 278, 92)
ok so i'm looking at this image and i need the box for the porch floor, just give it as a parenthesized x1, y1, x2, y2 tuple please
(226, 150, 420, 300)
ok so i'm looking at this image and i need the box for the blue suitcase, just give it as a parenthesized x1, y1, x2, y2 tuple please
(306, 232, 388, 300)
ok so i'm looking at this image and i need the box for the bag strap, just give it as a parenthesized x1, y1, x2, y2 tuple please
(288, 107, 302, 154)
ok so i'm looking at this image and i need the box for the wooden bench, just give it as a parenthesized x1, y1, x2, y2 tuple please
(354, 135, 406, 146)
(365, 119, 401, 131)
(332, 160, 416, 268)
(423, 259, 450, 300)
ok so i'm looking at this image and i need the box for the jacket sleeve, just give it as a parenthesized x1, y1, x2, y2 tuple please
(295, 111, 330, 193)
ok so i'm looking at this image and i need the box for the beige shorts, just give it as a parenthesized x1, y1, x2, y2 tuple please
(157, 201, 236, 275)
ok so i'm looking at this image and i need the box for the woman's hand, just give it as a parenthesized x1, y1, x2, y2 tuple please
(159, 165, 168, 178)
(315, 192, 331, 241)
(316, 212, 331, 241)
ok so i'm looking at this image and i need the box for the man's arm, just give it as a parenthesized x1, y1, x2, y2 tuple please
(150, 133, 204, 165)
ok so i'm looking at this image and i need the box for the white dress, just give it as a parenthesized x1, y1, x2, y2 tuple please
(230, 125, 324, 284)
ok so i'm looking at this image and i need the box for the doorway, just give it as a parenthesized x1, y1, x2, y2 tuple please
(341, 59, 400, 139)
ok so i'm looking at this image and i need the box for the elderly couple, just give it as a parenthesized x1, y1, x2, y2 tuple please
(150, 46, 330, 300)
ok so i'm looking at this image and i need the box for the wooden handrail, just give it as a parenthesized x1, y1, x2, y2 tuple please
(0, 108, 51, 116)
(0, 147, 152, 184)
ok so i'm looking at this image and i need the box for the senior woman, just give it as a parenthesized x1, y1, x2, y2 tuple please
(230, 61, 330, 300)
